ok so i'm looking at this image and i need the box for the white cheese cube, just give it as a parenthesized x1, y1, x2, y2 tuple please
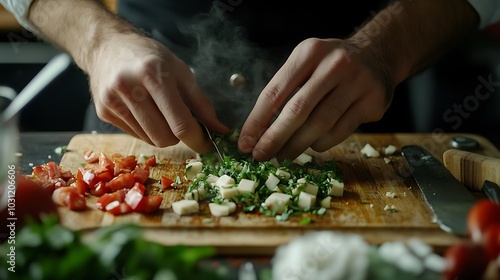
(206, 174, 219, 185)
(185, 161, 203, 180)
(329, 178, 344, 197)
(209, 203, 230, 217)
(215, 175, 235, 188)
(184, 190, 199, 201)
(237, 179, 258, 194)
(320, 196, 332, 208)
(269, 158, 280, 168)
(264, 193, 291, 214)
(275, 169, 291, 180)
(265, 173, 280, 191)
(197, 186, 206, 199)
(219, 185, 238, 199)
(384, 145, 397, 155)
(293, 153, 312, 165)
(303, 183, 319, 196)
(360, 143, 380, 158)
(172, 200, 199, 215)
(298, 191, 316, 210)
(223, 201, 237, 213)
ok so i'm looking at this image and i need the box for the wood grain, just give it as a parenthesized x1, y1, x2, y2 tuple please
(59, 133, 500, 255)
(443, 149, 500, 191)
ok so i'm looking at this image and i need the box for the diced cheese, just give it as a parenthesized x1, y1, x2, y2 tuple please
(184, 190, 199, 201)
(197, 186, 206, 199)
(298, 191, 316, 210)
(269, 158, 280, 168)
(360, 143, 380, 158)
(303, 183, 319, 196)
(293, 153, 313, 165)
(215, 175, 235, 188)
(264, 193, 291, 214)
(275, 169, 291, 180)
(219, 185, 238, 199)
(384, 145, 397, 155)
(265, 173, 280, 191)
(237, 178, 258, 194)
(172, 200, 199, 215)
(209, 201, 236, 217)
(320, 196, 331, 208)
(185, 161, 203, 180)
(329, 178, 344, 197)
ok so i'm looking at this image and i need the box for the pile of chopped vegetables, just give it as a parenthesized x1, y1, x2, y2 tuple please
(174, 130, 344, 221)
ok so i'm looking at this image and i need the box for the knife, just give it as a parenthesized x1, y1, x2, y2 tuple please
(193, 115, 224, 161)
(401, 145, 478, 236)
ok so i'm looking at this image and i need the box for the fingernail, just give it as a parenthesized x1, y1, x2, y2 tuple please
(238, 135, 256, 153)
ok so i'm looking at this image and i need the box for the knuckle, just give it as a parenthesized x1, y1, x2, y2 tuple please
(262, 85, 283, 104)
(284, 97, 311, 120)
(297, 38, 324, 55)
(170, 120, 191, 140)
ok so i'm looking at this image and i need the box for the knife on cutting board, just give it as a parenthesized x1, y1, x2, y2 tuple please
(401, 145, 478, 236)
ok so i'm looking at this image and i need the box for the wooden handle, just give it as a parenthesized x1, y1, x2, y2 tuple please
(443, 149, 500, 191)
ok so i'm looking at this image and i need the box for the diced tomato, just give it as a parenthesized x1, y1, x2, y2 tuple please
(96, 170, 113, 183)
(59, 168, 74, 181)
(132, 167, 149, 184)
(161, 176, 174, 190)
(125, 185, 145, 209)
(83, 150, 99, 163)
(106, 202, 133, 215)
(71, 179, 88, 195)
(108, 173, 135, 191)
(96, 193, 113, 210)
(110, 189, 128, 203)
(98, 152, 114, 173)
(45, 161, 61, 179)
(79, 168, 100, 189)
(114, 155, 137, 173)
(67, 191, 87, 211)
(32, 165, 49, 183)
(135, 196, 163, 213)
(90, 181, 110, 196)
(145, 155, 156, 167)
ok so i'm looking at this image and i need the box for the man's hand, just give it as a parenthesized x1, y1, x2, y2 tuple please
(89, 33, 228, 152)
(238, 38, 389, 161)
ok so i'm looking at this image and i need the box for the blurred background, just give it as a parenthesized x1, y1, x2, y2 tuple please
(1, 1, 499, 148)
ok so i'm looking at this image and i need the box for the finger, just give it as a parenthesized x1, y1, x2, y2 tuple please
(238, 47, 319, 154)
(276, 86, 354, 161)
(141, 64, 213, 153)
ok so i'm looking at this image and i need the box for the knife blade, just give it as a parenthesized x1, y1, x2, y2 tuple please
(401, 145, 478, 236)
(193, 115, 224, 161)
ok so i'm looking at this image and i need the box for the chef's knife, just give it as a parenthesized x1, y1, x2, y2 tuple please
(193, 115, 224, 161)
(401, 145, 478, 236)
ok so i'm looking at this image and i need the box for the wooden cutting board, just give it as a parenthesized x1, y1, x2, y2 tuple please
(59, 133, 500, 255)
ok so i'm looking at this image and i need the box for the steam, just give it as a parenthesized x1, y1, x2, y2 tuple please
(178, 6, 278, 128)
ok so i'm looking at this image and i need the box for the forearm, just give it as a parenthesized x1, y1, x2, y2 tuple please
(27, 0, 138, 72)
(347, 0, 479, 89)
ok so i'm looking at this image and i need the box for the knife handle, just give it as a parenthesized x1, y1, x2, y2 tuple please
(443, 149, 500, 191)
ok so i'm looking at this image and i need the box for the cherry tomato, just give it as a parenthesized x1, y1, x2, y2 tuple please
(107, 173, 135, 191)
(467, 199, 500, 242)
(444, 241, 489, 280)
(135, 196, 163, 213)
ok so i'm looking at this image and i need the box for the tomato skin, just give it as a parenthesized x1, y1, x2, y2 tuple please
(135, 196, 163, 213)
(98, 152, 114, 172)
(468, 199, 500, 242)
(90, 181, 110, 197)
(483, 224, 500, 261)
(145, 155, 156, 167)
(161, 176, 174, 190)
(106, 202, 133, 215)
(67, 191, 87, 211)
(444, 241, 489, 280)
(96, 193, 113, 210)
(72, 179, 88, 195)
(96, 170, 113, 183)
(114, 155, 137, 173)
(107, 173, 135, 191)
(131, 167, 149, 184)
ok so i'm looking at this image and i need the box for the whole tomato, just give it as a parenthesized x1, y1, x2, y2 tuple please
(0, 175, 59, 243)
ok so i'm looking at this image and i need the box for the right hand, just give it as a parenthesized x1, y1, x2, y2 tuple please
(87, 33, 228, 153)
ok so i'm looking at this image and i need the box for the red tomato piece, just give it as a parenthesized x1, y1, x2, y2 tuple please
(468, 199, 500, 242)
(96, 170, 113, 183)
(91, 181, 110, 197)
(108, 173, 135, 191)
(59, 168, 74, 182)
(80, 168, 100, 189)
(114, 155, 137, 173)
(135, 196, 163, 213)
(70, 179, 88, 195)
(67, 191, 87, 211)
(83, 150, 99, 163)
(132, 167, 149, 184)
(46, 162, 61, 179)
(160, 176, 174, 190)
(145, 155, 156, 167)
(444, 241, 489, 280)
(110, 189, 128, 203)
(98, 152, 114, 172)
(96, 193, 113, 210)
(106, 202, 133, 215)
(51, 178, 67, 190)
(483, 224, 500, 261)
(125, 185, 145, 209)
(32, 165, 49, 183)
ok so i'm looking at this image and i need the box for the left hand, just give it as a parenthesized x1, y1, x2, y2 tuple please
(238, 38, 393, 161)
